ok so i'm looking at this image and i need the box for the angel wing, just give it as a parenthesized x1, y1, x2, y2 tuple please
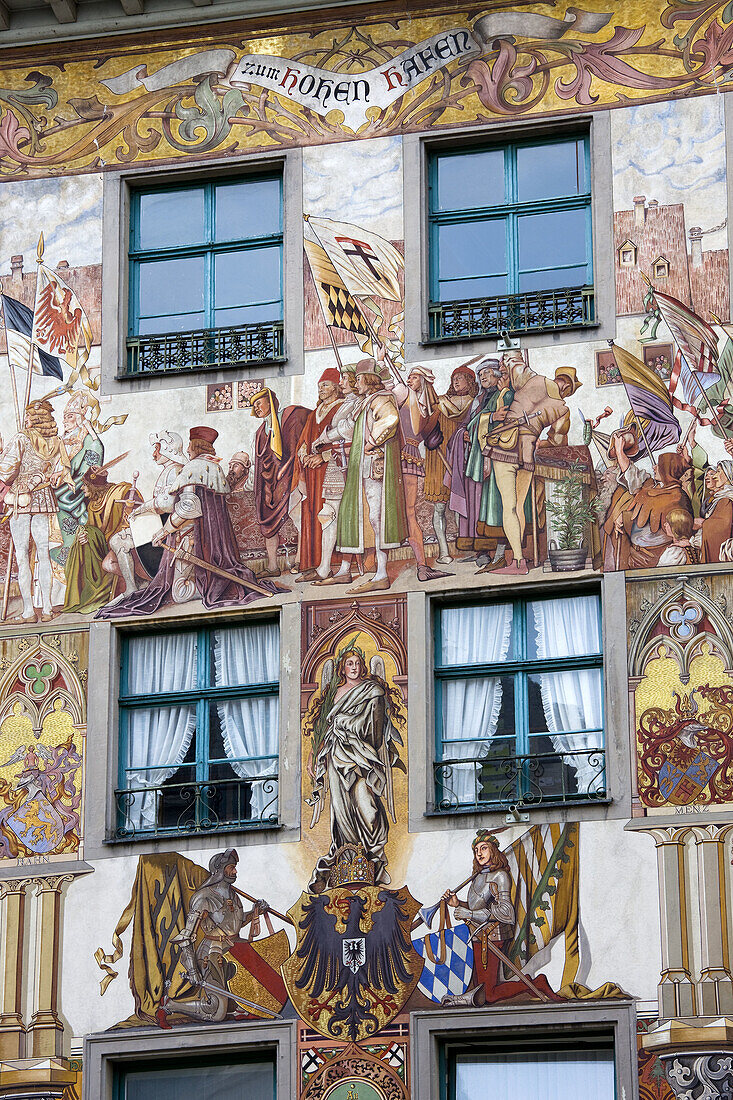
(0, 745, 27, 769)
(35, 743, 54, 763)
(293, 894, 344, 999)
(320, 658, 334, 693)
(369, 654, 385, 681)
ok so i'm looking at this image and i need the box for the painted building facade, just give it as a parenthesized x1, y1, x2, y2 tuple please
(0, 1, 732, 1097)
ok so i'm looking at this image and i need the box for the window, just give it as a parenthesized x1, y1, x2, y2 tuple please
(433, 593, 604, 812)
(117, 1055, 275, 1099)
(126, 174, 284, 377)
(653, 256, 670, 279)
(618, 240, 637, 266)
(428, 135, 594, 341)
(115, 621, 279, 839)
(444, 1038, 615, 1100)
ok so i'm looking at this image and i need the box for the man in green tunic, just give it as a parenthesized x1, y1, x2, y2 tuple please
(330, 361, 408, 593)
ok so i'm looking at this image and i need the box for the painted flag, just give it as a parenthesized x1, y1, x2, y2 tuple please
(306, 215, 403, 302)
(610, 342, 681, 453)
(0, 293, 63, 379)
(33, 264, 94, 386)
(304, 239, 370, 337)
(653, 287, 718, 376)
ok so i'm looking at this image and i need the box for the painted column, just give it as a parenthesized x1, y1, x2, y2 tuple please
(652, 829, 697, 1018)
(694, 826, 733, 1016)
(27, 874, 73, 1058)
(0, 879, 27, 1059)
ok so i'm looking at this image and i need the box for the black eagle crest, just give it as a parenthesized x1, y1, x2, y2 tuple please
(294, 889, 414, 1040)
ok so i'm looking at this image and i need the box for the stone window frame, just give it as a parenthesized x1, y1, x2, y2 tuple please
(406, 570, 633, 831)
(410, 1000, 639, 1100)
(83, 602, 302, 863)
(83, 1018, 297, 1100)
(100, 146, 304, 395)
(403, 111, 615, 362)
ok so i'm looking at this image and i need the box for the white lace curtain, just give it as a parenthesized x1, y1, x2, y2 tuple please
(439, 603, 513, 806)
(125, 632, 197, 830)
(531, 594, 603, 793)
(213, 622, 280, 820)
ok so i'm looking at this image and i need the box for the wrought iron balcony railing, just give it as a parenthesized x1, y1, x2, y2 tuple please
(125, 319, 285, 378)
(428, 285, 595, 342)
(112, 771, 279, 840)
(433, 747, 606, 813)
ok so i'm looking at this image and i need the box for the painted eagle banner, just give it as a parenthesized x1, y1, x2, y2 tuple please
(94, 852, 206, 1022)
(505, 822, 626, 1000)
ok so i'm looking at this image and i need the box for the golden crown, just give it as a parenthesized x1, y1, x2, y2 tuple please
(328, 843, 375, 888)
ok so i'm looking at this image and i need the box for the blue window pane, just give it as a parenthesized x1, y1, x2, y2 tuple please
(527, 594, 601, 658)
(435, 149, 505, 211)
(137, 313, 206, 335)
(518, 267, 588, 292)
(437, 220, 506, 282)
(215, 247, 281, 311)
(137, 256, 205, 320)
(137, 188, 205, 250)
(215, 178, 281, 241)
(517, 139, 586, 201)
(518, 208, 587, 272)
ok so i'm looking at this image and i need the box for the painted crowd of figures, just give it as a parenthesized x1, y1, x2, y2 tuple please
(4, 341, 733, 621)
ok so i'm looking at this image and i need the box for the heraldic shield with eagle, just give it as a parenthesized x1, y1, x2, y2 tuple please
(282, 842, 422, 1042)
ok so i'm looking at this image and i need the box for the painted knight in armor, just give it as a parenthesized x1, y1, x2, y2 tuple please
(159, 849, 266, 1025)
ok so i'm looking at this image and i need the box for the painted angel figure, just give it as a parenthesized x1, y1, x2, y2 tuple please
(304, 639, 405, 893)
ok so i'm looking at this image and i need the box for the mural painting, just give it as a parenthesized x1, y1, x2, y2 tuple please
(0, 629, 87, 865)
(628, 573, 733, 816)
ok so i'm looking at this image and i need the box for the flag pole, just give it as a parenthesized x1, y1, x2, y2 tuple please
(641, 272, 730, 440)
(22, 233, 45, 414)
(303, 242, 346, 372)
(306, 219, 405, 384)
(608, 340, 657, 469)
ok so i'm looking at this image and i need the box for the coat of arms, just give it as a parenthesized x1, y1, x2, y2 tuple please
(637, 687, 733, 808)
(282, 848, 421, 1041)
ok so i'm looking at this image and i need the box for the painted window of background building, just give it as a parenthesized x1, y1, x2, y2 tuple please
(126, 173, 284, 376)
(428, 134, 594, 341)
(115, 621, 280, 839)
(433, 592, 604, 811)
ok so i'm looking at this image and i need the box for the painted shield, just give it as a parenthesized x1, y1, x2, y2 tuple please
(6, 793, 65, 853)
(282, 884, 422, 1042)
(658, 748, 720, 805)
(411, 921, 474, 1003)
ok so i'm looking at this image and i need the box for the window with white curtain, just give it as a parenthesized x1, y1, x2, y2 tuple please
(116, 621, 279, 838)
(445, 1040, 615, 1100)
(434, 592, 604, 811)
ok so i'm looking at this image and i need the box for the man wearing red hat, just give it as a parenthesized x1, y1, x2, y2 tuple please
(290, 368, 343, 582)
(98, 425, 281, 617)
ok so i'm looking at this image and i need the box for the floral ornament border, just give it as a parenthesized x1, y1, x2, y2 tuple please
(0, 2, 732, 179)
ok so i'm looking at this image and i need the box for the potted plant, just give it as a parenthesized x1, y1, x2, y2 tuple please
(544, 460, 602, 572)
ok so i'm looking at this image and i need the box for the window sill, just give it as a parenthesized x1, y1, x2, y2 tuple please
(424, 797, 612, 819)
(104, 819, 283, 844)
(121, 319, 286, 379)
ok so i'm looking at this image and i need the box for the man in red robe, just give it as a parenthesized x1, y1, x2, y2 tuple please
(250, 389, 309, 577)
(290, 368, 343, 582)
